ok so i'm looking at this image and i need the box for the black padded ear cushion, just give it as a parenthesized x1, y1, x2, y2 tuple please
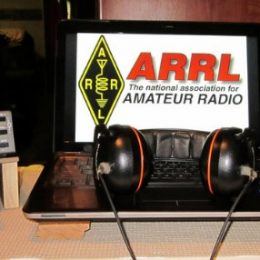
(95, 125, 152, 194)
(200, 128, 255, 197)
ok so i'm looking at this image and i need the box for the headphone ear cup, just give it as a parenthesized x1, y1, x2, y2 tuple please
(95, 125, 152, 194)
(200, 128, 255, 197)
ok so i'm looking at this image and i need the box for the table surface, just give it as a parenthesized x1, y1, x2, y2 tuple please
(1, 164, 260, 259)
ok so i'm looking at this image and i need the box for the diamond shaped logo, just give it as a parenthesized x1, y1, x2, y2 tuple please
(79, 36, 124, 125)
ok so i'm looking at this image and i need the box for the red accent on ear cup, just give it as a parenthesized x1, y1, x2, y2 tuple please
(207, 128, 221, 195)
(131, 127, 145, 192)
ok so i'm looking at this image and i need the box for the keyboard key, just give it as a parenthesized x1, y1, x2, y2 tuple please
(150, 159, 201, 187)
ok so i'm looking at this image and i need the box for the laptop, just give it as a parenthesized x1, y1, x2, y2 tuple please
(23, 20, 260, 221)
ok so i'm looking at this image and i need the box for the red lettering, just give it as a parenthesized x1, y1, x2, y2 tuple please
(127, 52, 156, 80)
(188, 54, 216, 81)
(158, 53, 187, 80)
(218, 54, 240, 81)
(127, 52, 240, 82)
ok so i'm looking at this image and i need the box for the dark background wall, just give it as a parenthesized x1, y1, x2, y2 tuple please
(0, 0, 44, 55)
(99, 0, 260, 22)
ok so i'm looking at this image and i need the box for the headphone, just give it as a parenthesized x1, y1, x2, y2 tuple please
(94, 125, 258, 260)
(95, 124, 152, 194)
(95, 125, 257, 197)
(200, 127, 257, 197)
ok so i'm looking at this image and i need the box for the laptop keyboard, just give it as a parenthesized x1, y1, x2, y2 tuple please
(149, 158, 202, 187)
(46, 153, 202, 189)
(47, 153, 95, 188)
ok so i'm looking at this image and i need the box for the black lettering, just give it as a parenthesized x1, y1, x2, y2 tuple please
(134, 93, 146, 103)
(197, 94, 207, 104)
(155, 93, 164, 103)
(123, 93, 132, 103)
(219, 94, 228, 104)
(207, 94, 217, 104)
(184, 94, 193, 104)
(233, 94, 243, 104)
(145, 93, 154, 103)
(164, 93, 172, 104)
(173, 93, 184, 104)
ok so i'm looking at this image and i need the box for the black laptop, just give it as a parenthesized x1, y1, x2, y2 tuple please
(23, 20, 260, 221)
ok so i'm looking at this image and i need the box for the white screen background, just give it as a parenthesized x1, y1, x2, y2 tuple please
(75, 33, 248, 142)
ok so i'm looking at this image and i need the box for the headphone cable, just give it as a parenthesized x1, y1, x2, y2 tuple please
(99, 174, 137, 260)
(209, 177, 253, 260)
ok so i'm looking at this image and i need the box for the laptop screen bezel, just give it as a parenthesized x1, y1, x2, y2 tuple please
(54, 20, 260, 153)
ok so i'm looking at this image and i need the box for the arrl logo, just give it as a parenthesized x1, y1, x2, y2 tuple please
(79, 36, 124, 125)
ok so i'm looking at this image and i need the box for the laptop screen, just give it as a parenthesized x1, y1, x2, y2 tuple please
(55, 20, 260, 152)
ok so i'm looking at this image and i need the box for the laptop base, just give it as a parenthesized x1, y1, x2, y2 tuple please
(23, 152, 260, 222)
